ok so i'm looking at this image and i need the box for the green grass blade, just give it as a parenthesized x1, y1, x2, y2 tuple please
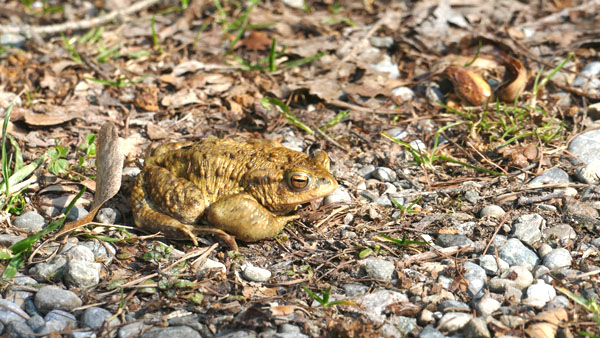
(260, 97, 313, 135)
(320, 111, 348, 131)
(2, 103, 13, 196)
(285, 51, 328, 69)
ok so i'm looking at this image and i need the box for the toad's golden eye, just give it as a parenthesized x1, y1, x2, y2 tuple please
(287, 172, 310, 190)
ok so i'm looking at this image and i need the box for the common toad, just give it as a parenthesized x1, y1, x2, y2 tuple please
(130, 138, 338, 247)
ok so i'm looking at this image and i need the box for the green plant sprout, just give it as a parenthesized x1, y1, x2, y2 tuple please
(377, 233, 428, 247)
(321, 111, 349, 131)
(303, 285, 354, 307)
(391, 195, 422, 215)
(260, 97, 313, 135)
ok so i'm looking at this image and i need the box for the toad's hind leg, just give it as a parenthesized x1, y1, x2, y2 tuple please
(131, 174, 238, 249)
(205, 193, 299, 242)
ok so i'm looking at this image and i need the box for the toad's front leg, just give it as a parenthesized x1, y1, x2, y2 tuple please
(204, 193, 299, 242)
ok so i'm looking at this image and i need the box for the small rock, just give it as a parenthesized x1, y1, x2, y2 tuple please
(81, 307, 120, 330)
(34, 286, 82, 314)
(420, 309, 436, 324)
(504, 285, 523, 302)
(437, 312, 473, 332)
(511, 214, 544, 245)
(43, 309, 77, 334)
(6, 321, 35, 338)
(573, 62, 600, 88)
(498, 238, 540, 269)
(282, 0, 305, 10)
(500, 315, 525, 328)
(435, 234, 473, 247)
(391, 86, 415, 101)
(28, 256, 67, 282)
(364, 258, 395, 281)
(81, 240, 116, 264)
(342, 283, 368, 297)
(542, 224, 576, 243)
(463, 317, 491, 338)
(27, 314, 46, 333)
(323, 187, 352, 205)
(464, 190, 480, 204)
(278, 323, 307, 337)
(419, 326, 445, 338)
(0, 298, 29, 324)
(64, 260, 102, 288)
(528, 168, 570, 187)
(0, 33, 26, 47)
(62, 244, 95, 262)
(464, 262, 487, 297)
(546, 295, 570, 309)
(369, 36, 394, 49)
(542, 248, 572, 270)
(355, 290, 408, 323)
(475, 295, 501, 316)
(372, 167, 397, 182)
(13, 211, 45, 233)
(534, 265, 551, 283)
(568, 129, 600, 165)
(95, 207, 121, 224)
(394, 316, 417, 335)
(385, 128, 409, 140)
(64, 205, 89, 221)
(489, 265, 534, 292)
(374, 196, 393, 207)
(119, 322, 151, 338)
(479, 205, 506, 218)
(479, 255, 509, 276)
(140, 325, 201, 338)
(438, 300, 470, 312)
(359, 165, 377, 178)
(575, 160, 600, 183)
(0, 234, 26, 247)
(425, 83, 445, 105)
(242, 265, 271, 282)
(525, 280, 556, 307)
(370, 54, 400, 79)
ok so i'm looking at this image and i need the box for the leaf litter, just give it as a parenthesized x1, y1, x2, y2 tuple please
(0, 0, 599, 336)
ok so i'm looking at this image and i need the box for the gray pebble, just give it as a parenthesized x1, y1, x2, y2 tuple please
(425, 83, 445, 105)
(511, 214, 544, 245)
(437, 312, 472, 332)
(479, 255, 509, 276)
(464, 190, 480, 204)
(43, 309, 77, 334)
(81, 307, 120, 329)
(28, 256, 67, 282)
(435, 234, 473, 247)
(385, 128, 409, 140)
(575, 160, 600, 183)
(546, 295, 570, 309)
(63, 244, 95, 262)
(573, 61, 600, 88)
(438, 300, 470, 312)
(358, 190, 378, 202)
(119, 322, 151, 338)
(463, 317, 491, 338)
(568, 129, 600, 165)
(6, 321, 35, 338)
(394, 316, 417, 335)
(13, 211, 45, 233)
(27, 314, 45, 333)
(359, 165, 377, 178)
(95, 207, 121, 224)
(0, 234, 26, 247)
(81, 240, 116, 264)
(534, 265, 552, 284)
(498, 238, 540, 269)
(391, 86, 415, 101)
(141, 326, 201, 338)
(34, 286, 82, 314)
(0, 298, 29, 324)
(537, 244, 553, 258)
(489, 265, 533, 292)
(0, 33, 26, 47)
(528, 168, 570, 187)
(419, 325, 445, 338)
(504, 285, 523, 302)
(464, 262, 487, 297)
(542, 248, 572, 270)
(364, 258, 395, 281)
(543, 224, 577, 244)
(342, 283, 368, 297)
(536, 204, 557, 212)
(525, 280, 556, 307)
(242, 265, 271, 282)
(475, 295, 501, 316)
(479, 205, 505, 218)
(369, 36, 394, 48)
(64, 205, 89, 221)
(278, 324, 307, 337)
(64, 260, 102, 288)
(499, 315, 525, 328)
(372, 167, 396, 182)
(323, 186, 352, 205)
(374, 196, 393, 207)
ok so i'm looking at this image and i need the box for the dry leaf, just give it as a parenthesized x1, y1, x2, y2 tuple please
(534, 308, 568, 324)
(239, 31, 272, 50)
(161, 89, 204, 108)
(497, 58, 528, 102)
(146, 123, 169, 140)
(445, 65, 492, 106)
(526, 322, 558, 338)
(135, 84, 159, 112)
(269, 305, 298, 316)
(58, 122, 123, 236)
(24, 108, 78, 126)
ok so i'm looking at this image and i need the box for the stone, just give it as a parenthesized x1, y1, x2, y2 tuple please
(364, 258, 395, 281)
(323, 187, 353, 205)
(436, 234, 473, 247)
(568, 129, 600, 165)
(81, 307, 120, 330)
(464, 262, 487, 297)
(437, 312, 472, 332)
(489, 265, 534, 292)
(463, 317, 491, 338)
(13, 211, 45, 233)
(372, 167, 397, 182)
(511, 214, 544, 245)
(528, 168, 570, 187)
(479, 255, 509, 275)
(140, 326, 201, 338)
(419, 326, 445, 338)
(64, 260, 102, 288)
(498, 238, 540, 269)
(479, 205, 505, 218)
(242, 265, 271, 282)
(542, 248, 572, 270)
(34, 286, 83, 314)
(525, 280, 556, 307)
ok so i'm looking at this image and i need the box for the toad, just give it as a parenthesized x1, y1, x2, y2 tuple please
(130, 138, 338, 248)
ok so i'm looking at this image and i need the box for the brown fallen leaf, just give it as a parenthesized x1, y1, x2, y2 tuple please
(525, 322, 558, 338)
(146, 123, 169, 140)
(134, 84, 159, 112)
(58, 122, 123, 236)
(445, 65, 492, 106)
(497, 58, 528, 102)
(239, 31, 272, 50)
(534, 308, 568, 325)
(24, 107, 79, 126)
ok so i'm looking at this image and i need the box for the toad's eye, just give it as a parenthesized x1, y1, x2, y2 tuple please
(287, 172, 311, 191)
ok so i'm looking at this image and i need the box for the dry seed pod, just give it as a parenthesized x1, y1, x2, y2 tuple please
(445, 65, 491, 106)
(497, 58, 528, 102)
